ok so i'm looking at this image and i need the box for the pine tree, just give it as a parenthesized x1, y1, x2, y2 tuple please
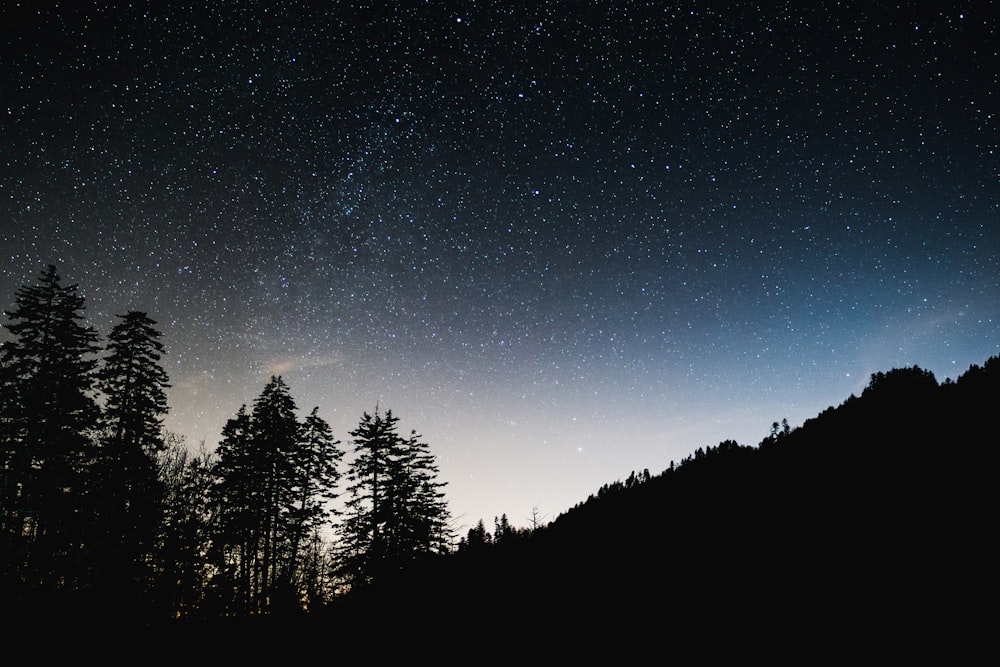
(284, 407, 342, 594)
(389, 428, 451, 559)
(209, 403, 254, 614)
(0, 265, 101, 590)
(210, 377, 343, 615)
(338, 407, 400, 588)
(493, 513, 513, 545)
(460, 519, 492, 552)
(338, 407, 450, 590)
(93, 311, 171, 602)
(246, 375, 301, 612)
(99, 312, 169, 455)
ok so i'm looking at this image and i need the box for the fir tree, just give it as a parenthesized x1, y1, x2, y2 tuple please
(284, 407, 342, 592)
(338, 407, 400, 588)
(246, 375, 301, 612)
(210, 377, 343, 615)
(460, 519, 492, 552)
(99, 311, 169, 456)
(338, 407, 450, 590)
(209, 403, 254, 614)
(389, 428, 451, 559)
(93, 311, 171, 602)
(0, 265, 101, 590)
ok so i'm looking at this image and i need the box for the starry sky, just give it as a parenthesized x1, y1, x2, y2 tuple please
(2, 1, 998, 533)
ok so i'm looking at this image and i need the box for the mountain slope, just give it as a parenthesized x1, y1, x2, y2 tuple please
(332, 357, 996, 652)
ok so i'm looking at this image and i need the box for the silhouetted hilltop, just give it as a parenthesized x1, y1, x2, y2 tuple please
(339, 357, 997, 652)
(17, 356, 992, 656)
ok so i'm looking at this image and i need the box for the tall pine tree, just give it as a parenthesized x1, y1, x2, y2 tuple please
(338, 407, 450, 590)
(338, 408, 401, 588)
(211, 377, 342, 615)
(282, 406, 342, 603)
(246, 375, 301, 612)
(0, 265, 101, 591)
(209, 404, 255, 614)
(387, 428, 451, 560)
(93, 311, 171, 605)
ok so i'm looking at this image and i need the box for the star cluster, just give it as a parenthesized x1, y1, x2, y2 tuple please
(2, 2, 998, 530)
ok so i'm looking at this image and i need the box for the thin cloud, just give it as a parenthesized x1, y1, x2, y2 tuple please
(264, 352, 343, 377)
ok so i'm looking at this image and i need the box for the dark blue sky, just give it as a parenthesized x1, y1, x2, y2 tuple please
(2, 1, 997, 531)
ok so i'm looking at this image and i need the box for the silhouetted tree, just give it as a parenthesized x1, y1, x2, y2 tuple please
(211, 378, 295, 614)
(386, 426, 451, 559)
(527, 506, 545, 531)
(338, 407, 451, 590)
(494, 514, 513, 544)
(247, 376, 301, 612)
(460, 519, 492, 551)
(210, 377, 342, 615)
(207, 403, 251, 614)
(281, 406, 342, 605)
(0, 265, 101, 590)
(92, 311, 170, 604)
(338, 408, 402, 588)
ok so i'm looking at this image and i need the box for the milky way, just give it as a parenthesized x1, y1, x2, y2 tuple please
(2, 2, 998, 532)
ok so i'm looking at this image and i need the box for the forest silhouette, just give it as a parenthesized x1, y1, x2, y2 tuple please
(1, 266, 992, 655)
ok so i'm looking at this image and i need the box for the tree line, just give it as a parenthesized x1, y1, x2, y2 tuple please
(0, 265, 452, 621)
(9, 263, 991, 646)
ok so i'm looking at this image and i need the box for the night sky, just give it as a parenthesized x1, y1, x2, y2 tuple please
(2, 2, 998, 533)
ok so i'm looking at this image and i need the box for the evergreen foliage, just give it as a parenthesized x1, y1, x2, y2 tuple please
(0, 265, 102, 590)
(1, 265, 995, 653)
(458, 519, 492, 552)
(338, 407, 451, 590)
(210, 376, 343, 615)
(286, 407, 343, 595)
(92, 311, 171, 603)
